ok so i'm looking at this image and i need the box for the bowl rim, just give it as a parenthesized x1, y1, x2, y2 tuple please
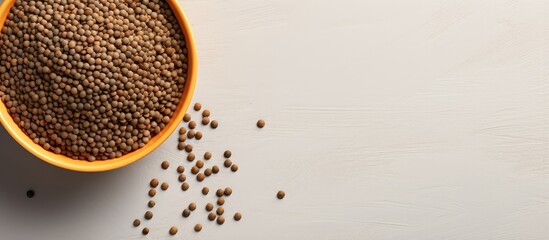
(0, 0, 197, 172)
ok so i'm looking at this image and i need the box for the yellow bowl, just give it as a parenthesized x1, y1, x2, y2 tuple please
(0, 0, 197, 172)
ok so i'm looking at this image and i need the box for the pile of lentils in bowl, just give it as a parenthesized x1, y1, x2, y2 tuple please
(0, 0, 188, 161)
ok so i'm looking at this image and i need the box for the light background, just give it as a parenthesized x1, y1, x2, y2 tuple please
(0, 0, 548, 239)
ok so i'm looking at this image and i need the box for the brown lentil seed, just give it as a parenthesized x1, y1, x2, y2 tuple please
(210, 120, 219, 129)
(185, 144, 193, 153)
(224, 187, 233, 196)
(212, 165, 220, 174)
(216, 189, 224, 197)
(169, 227, 178, 235)
(194, 224, 202, 232)
(178, 174, 187, 182)
(205, 203, 214, 211)
(202, 110, 211, 117)
(144, 211, 153, 220)
(217, 197, 225, 206)
(187, 130, 196, 139)
(216, 207, 224, 215)
(196, 173, 205, 182)
(161, 161, 170, 169)
(257, 119, 266, 128)
(150, 179, 159, 188)
(277, 191, 286, 199)
(196, 160, 204, 168)
(133, 219, 141, 227)
(195, 131, 203, 140)
(204, 168, 212, 176)
(231, 164, 239, 172)
(208, 213, 216, 221)
(177, 142, 186, 150)
(181, 182, 189, 191)
(191, 166, 199, 175)
(217, 216, 225, 225)
(177, 165, 185, 173)
(224, 159, 233, 168)
(142, 228, 149, 235)
(188, 121, 196, 129)
(187, 152, 195, 161)
(148, 200, 155, 208)
(224, 150, 232, 158)
(182, 209, 191, 218)
(189, 202, 197, 211)
(193, 103, 202, 111)
(202, 187, 209, 195)
(179, 127, 187, 135)
(204, 152, 212, 160)
(148, 189, 157, 197)
(183, 114, 191, 122)
(201, 117, 210, 125)
(161, 182, 169, 191)
(234, 213, 242, 221)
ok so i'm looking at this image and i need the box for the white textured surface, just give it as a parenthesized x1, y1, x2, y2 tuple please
(0, 0, 549, 239)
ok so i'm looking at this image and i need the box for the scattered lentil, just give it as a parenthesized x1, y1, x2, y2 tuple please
(196, 173, 205, 182)
(183, 114, 191, 122)
(202, 187, 209, 195)
(144, 211, 153, 220)
(204, 168, 213, 176)
(148, 200, 155, 208)
(212, 165, 220, 174)
(217, 197, 225, 206)
(208, 213, 216, 221)
(234, 213, 242, 221)
(216, 207, 224, 215)
(204, 152, 212, 160)
(177, 165, 185, 173)
(202, 110, 211, 117)
(201, 117, 210, 125)
(161, 182, 169, 191)
(189, 202, 197, 211)
(224, 150, 232, 158)
(194, 224, 202, 232)
(210, 120, 219, 129)
(161, 161, 170, 170)
(224, 187, 233, 196)
(187, 152, 195, 161)
(257, 119, 266, 128)
(169, 227, 178, 235)
(188, 121, 197, 129)
(217, 216, 225, 225)
(195, 160, 204, 168)
(148, 189, 157, 197)
(205, 203, 214, 211)
(277, 191, 286, 199)
(231, 164, 239, 172)
(195, 131, 203, 140)
(142, 228, 149, 235)
(193, 103, 202, 111)
(182, 209, 191, 218)
(150, 179, 159, 188)
(185, 144, 193, 153)
(133, 219, 141, 227)
(181, 182, 189, 191)
(224, 159, 233, 168)
(191, 166, 199, 174)
(216, 189, 224, 197)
